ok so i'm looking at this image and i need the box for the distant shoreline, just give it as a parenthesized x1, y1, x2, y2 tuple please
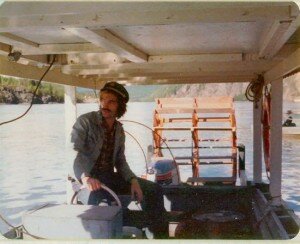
(0, 100, 299, 105)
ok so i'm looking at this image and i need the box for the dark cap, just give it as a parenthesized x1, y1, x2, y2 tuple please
(101, 82, 129, 103)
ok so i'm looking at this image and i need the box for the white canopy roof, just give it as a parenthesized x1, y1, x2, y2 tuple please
(0, 1, 299, 88)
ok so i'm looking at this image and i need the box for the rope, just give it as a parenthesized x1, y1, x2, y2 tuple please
(0, 213, 16, 229)
(0, 55, 57, 126)
(20, 226, 45, 239)
(0, 211, 45, 239)
(254, 204, 273, 228)
(270, 194, 282, 200)
(255, 194, 283, 228)
(245, 74, 265, 108)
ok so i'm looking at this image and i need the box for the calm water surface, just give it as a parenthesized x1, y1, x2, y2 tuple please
(0, 101, 299, 234)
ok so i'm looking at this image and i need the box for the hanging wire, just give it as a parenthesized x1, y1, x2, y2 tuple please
(124, 130, 148, 173)
(0, 56, 57, 126)
(119, 119, 180, 179)
(120, 119, 176, 162)
(0, 57, 57, 236)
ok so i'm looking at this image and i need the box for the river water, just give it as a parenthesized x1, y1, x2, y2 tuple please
(0, 101, 299, 234)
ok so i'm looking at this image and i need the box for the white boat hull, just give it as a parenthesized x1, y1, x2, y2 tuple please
(283, 126, 300, 137)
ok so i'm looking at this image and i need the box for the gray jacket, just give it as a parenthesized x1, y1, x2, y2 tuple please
(71, 111, 136, 183)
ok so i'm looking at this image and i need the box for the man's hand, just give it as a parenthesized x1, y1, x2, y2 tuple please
(131, 178, 143, 203)
(82, 177, 101, 191)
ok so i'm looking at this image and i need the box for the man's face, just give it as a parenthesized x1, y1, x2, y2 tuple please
(100, 91, 119, 119)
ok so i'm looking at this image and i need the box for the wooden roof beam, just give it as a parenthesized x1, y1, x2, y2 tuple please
(0, 42, 11, 54)
(16, 53, 123, 66)
(21, 43, 106, 55)
(0, 33, 41, 54)
(32, 53, 246, 66)
(21, 54, 68, 65)
(61, 60, 280, 76)
(66, 53, 126, 65)
(259, 10, 300, 59)
(0, 55, 101, 89)
(65, 28, 148, 63)
(76, 70, 257, 82)
(0, 2, 295, 17)
(0, 34, 65, 65)
(0, 4, 295, 32)
(264, 47, 300, 83)
(259, 20, 294, 59)
(0, 42, 67, 66)
(90, 75, 255, 84)
(115, 75, 254, 85)
(77, 71, 256, 80)
(0, 32, 39, 48)
(148, 54, 243, 63)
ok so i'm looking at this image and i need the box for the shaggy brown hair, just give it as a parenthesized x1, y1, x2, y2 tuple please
(115, 94, 127, 118)
(100, 90, 127, 118)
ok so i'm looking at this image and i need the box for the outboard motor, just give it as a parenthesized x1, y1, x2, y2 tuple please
(152, 158, 180, 185)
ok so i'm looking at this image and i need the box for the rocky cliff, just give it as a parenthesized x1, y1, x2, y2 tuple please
(173, 83, 249, 99)
(283, 73, 300, 101)
(171, 74, 299, 101)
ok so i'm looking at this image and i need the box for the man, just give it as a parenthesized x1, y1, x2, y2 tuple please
(283, 116, 296, 127)
(71, 81, 167, 237)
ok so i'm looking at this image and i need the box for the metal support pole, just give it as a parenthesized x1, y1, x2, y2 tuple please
(270, 79, 283, 206)
(253, 98, 262, 183)
(64, 85, 77, 204)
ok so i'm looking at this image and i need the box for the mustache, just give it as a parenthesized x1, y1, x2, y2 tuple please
(101, 108, 111, 112)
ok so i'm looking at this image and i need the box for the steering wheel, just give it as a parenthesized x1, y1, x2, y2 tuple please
(70, 184, 122, 207)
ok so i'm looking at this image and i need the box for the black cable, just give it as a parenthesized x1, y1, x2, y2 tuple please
(120, 119, 176, 162)
(0, 56, 57, 126)
(0, 58, 56, 237)
(124, 130, 148, 173)
(119, 119, 180, 177)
